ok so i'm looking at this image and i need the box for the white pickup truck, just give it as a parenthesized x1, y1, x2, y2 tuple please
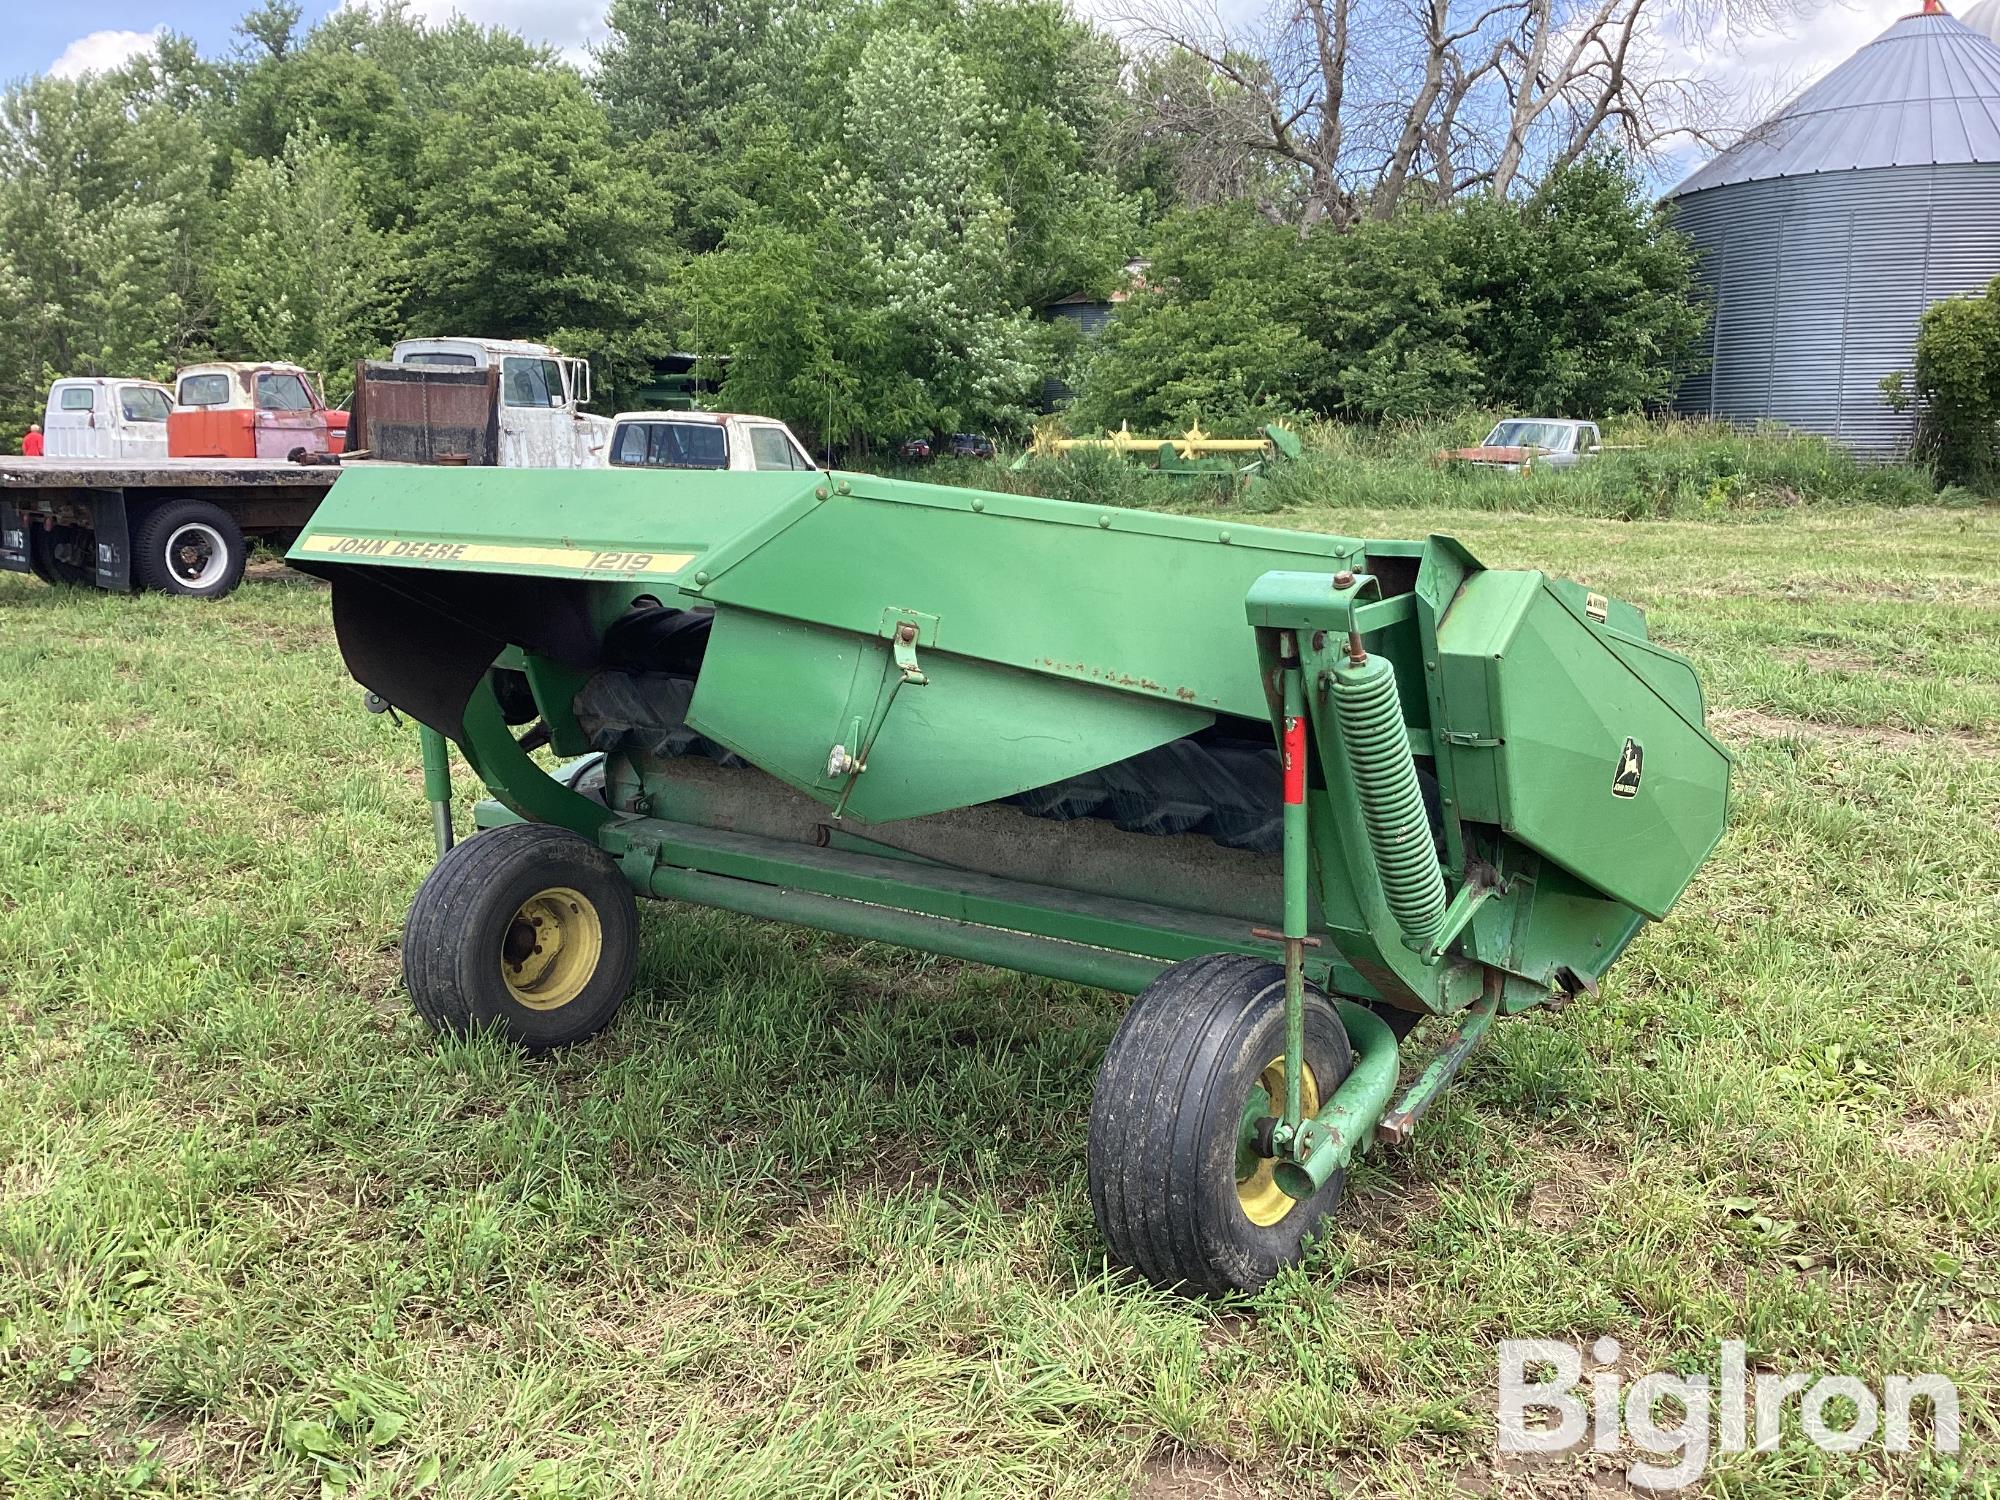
(1442, 418, 1603, 473)
(40, 377, 175, 460)
(604, 410, 819, 472)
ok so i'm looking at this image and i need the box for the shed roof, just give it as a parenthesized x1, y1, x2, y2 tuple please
(1670, 9, 2000, 196)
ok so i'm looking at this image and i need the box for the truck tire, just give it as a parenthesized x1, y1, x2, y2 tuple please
(134, 500, 246, 599)
(1087, 953, 1352, 1294)
(28, 525, 96, 587)
(402, 822, 638, 1051)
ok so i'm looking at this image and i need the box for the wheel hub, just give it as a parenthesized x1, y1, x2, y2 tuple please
(1236, 1056, 1320, 1226)
(164, 522, 227, 588)
(500, 886, 602, 1010)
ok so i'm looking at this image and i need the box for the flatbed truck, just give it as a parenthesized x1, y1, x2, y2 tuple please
(0, 457, 340, 600)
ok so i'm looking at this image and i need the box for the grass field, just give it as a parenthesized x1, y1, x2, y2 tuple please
(0, 500, 1995, 1499)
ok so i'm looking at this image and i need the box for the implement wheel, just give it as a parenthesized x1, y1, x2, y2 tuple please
(402, 823, 638, 1051)
(1087, 953, 1352, 1294)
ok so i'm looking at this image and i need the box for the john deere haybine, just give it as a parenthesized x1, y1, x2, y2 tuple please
(293, 466, 1729, 1294)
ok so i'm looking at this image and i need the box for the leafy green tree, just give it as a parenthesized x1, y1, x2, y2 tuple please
(0, 73, 214, 425)
(832, 27, 1037, 431)
(407, 66, 673, 344)
(684, 25, 1046, 446)
(1902, 278, 2000, 486)
(1456, 160, 1705, 415)
(1299, 208, 1484, 418)
(1078, 157, 1701, 429)
(592, 0, 787, 142)
(206, 134, 404, 395)
(1071, 203, 1316, 431)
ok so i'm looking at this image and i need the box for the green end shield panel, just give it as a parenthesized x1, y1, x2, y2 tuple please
(687, 605, 1211, 822)
(1436, 572, 1731, 920)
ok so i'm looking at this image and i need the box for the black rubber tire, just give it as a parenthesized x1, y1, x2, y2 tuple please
(1088, 953, 1353, 1295)
(402, 822, 638, 1051)
(134, 499, 246, 598)
(29, 525, 95, 587)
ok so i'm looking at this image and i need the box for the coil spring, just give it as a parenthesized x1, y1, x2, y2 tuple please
(1331, 653, 1447, 950)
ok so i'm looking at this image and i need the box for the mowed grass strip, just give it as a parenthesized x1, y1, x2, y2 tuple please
(0, 507, 1994, 1499)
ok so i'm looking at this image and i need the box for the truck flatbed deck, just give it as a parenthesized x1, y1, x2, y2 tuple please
(0, 456, 343, 491)
(1, 456, 343, 599)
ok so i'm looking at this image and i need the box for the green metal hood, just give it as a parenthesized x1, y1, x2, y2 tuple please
(290, 464, 826, 585)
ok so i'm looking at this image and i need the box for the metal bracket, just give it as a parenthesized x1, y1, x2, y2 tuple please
(825, 609, 940, 816)
(890, 621, 927, 684)
(1375, 977, 1501, 1144)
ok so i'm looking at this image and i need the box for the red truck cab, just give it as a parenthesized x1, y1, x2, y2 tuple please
(169, 362, 332, 459)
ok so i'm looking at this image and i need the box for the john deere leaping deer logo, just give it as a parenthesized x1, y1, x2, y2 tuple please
(1612, 737, 1644, 798)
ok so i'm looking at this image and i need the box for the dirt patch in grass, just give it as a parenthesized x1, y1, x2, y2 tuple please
(1709, 708, 1999, 758)
(242, 559, 322, 586)
(1455, 1450, 1647, 1497)
(1773, 646, 1879, 674)
(1133, 1449, 1261, 1499)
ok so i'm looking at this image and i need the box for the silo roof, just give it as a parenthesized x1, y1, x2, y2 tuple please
(1670, 10, 2000, 196)
(1966, 0, 2000, 42)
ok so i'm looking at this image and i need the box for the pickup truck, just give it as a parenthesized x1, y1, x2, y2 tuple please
(41, 378, 175, 460)
(1441, 418, 1602, 473)
(604, 410, 818, 471)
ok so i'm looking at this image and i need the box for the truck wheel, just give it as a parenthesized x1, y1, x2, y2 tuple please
(1087, 953, 1352, 1295)
(29, 525, 95, 587)
(134, 500, 246, 598)
(402, 822, 638, 1051)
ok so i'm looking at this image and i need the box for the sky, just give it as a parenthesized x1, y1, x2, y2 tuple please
(0, 0, 1941, 183)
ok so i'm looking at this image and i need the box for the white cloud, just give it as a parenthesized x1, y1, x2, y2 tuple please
(1654, 0, 1902, 187)
(48, 26, 166, 80)
(340, 0, 609, 67)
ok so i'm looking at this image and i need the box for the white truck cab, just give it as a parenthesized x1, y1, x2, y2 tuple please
(42, 378, 174, 460)
(390, 337, 608, 468)
(605, 411, 819, 473)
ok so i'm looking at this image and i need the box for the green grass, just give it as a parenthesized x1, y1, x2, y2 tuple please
(1, 502, 1996, 1498)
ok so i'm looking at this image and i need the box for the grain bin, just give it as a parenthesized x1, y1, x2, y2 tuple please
(1668, 5, 2000, 457)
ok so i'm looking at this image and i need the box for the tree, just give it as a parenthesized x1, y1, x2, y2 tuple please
(1075, 157, 1700, 427)
(1112, 0, 1765, 224)
(1071, 203, 1318, 430)
(831, 27, 1039, 430)
(407, 66, 673, 345)
(592, 0, 787, 142)
(682, 25, 1049, 447)
(1899, 279, 2000, 487)
(1451, 157, 1704, 413)
(0, 73, 214, 423)
(206, 134, 404, 394)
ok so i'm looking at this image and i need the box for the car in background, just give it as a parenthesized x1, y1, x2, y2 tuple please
(1440, 418, 1601, 473)
(40, 377, 174, 460)
(944, 432, 995, 460)
(605, 411, 819, 472)
(898, 436, 933, 461)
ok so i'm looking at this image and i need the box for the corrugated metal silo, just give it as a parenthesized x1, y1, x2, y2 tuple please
(1668, 6, 2000, 457)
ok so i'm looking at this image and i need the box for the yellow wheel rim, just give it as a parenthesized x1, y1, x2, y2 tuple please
(500, 886, 602, 1011)
(1236, 1055, 1321, 1227)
